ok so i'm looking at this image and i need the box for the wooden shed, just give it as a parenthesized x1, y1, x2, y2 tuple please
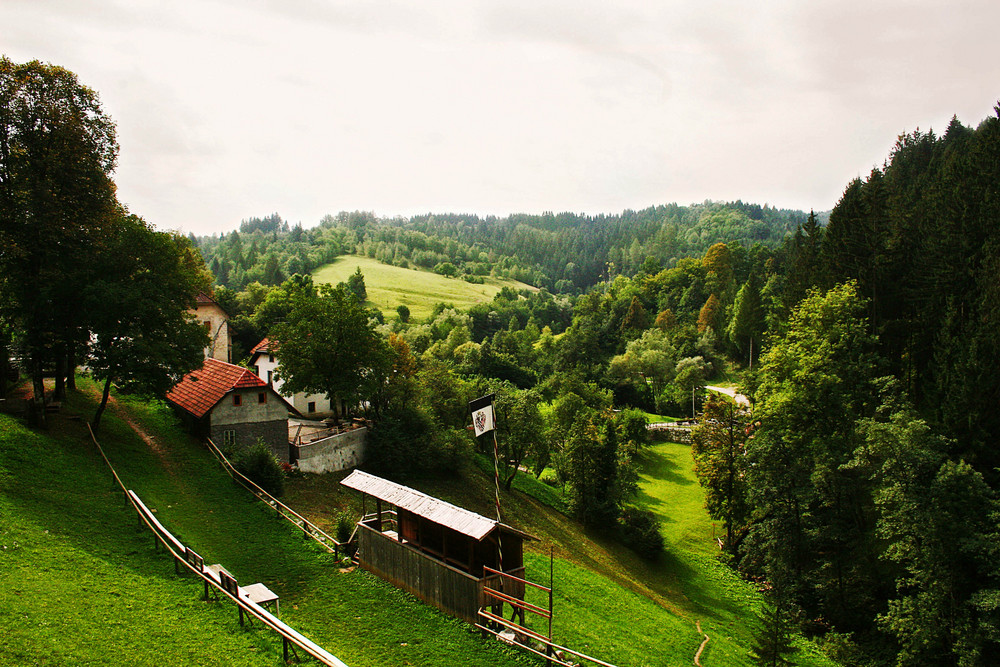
(341, 470, 535, 624)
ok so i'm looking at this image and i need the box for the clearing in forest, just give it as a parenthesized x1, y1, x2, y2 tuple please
(312, 255, 532, 321)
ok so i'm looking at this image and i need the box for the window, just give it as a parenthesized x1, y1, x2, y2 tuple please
(233, 394, 242, 406)
(308, 402, 316, 413)
(269, 353, 274, 363)
(267, 370, 273, 384)
(258, 392, 267, 404)
(203, 320, 212, 331)
(223, 430, 236, 447)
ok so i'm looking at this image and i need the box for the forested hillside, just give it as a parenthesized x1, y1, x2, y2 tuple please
(193, 201, 810, 293)
(693, 108, 1000, 666)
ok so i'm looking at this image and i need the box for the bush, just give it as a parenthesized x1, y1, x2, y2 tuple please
(233, 441, 285, 497)
(620, 506, 664, 559)
(335, 512, 355, 543)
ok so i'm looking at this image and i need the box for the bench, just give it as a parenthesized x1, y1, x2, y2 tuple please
(206, 563, 280, 618)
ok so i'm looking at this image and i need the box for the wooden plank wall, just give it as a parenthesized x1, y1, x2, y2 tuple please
(357, 524, 484, 623)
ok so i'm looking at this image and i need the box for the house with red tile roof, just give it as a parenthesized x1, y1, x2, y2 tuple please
(166, 358, 298, 461)
(250, 338, 336, 418)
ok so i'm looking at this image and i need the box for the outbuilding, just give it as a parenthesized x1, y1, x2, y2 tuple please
(341, 470, 535, 624)
(166, 358, 298, 461)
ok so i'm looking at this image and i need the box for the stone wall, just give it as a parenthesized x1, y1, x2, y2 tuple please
(211, 419, 290, 462)
(293, 427, 367, 474)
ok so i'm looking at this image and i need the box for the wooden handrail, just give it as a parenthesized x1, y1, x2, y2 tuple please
(203, 438, 347, 555)
(88, 424, 349, 667)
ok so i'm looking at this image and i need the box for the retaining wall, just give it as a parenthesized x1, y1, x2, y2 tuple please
(293, 427, 367, 474)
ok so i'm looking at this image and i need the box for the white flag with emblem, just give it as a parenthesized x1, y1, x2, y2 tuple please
(469, 394, 496, 436)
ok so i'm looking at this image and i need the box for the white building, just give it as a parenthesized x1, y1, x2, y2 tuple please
(250, 338, 334, 418)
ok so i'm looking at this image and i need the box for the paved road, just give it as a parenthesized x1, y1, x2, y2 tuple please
(705, 385, 751, 407)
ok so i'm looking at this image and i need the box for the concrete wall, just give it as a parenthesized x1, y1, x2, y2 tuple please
(210, 419, 290, 462)
(293, 427, 367, 474)
(191, 302, 231, 363)
(210, 387, 293, 461)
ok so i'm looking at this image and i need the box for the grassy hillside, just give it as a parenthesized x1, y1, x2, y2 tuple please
(0, 383, 532, 667)
(312, 255, 533, 321)
(288, 447, 838, 667)
(0, 382, 837, 666)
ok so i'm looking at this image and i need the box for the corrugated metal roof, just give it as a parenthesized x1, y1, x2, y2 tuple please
(341, 470, 498, 541)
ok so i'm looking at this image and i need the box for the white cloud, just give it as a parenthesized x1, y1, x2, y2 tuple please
(2, 0, 998, 233)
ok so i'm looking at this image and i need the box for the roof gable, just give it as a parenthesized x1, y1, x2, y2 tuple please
(249, 337, 273, 363)
(166, 358, 267, 418)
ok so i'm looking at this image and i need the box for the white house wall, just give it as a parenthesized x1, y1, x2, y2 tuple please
(254, 355, 332, 417)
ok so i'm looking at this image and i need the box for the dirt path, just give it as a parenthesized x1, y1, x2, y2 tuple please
(694, 620, 710, 665)
(79, 385, 180, 479)
(705, 385, 750, 407)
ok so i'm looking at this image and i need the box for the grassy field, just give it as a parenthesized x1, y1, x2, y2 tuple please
(410, 444, 837, 667)
(0, 382, 533, 667)
(0, 382, 837, 666)
(311, 255, 533, 321)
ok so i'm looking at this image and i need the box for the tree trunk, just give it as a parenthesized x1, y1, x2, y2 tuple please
(66, 343, 77, 390)
(91, 376, 113, 431)
(31, 356, 46, 428)
(54, 343, 66, 401)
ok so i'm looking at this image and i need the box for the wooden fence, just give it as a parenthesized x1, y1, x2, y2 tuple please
(204, 438, 353, 559)
(88, 425, 349, 666)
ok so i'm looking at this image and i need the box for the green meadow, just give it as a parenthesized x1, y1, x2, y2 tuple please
(311, 256, 533, 321)
(0, 382, 837, 666)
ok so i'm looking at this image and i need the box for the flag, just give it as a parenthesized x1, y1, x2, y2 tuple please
(469, 394, 496, 437)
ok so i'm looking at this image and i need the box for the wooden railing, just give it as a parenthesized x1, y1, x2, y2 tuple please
(88, 425, 349, 666)
(477, 565, 617, 667)
(204, 438, 354, 559)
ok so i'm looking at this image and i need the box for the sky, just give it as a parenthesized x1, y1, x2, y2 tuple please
(3, 0, 998, 236)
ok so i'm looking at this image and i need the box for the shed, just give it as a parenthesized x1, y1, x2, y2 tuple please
(341, 470, 535, 623)
(166, 358, 299, 461)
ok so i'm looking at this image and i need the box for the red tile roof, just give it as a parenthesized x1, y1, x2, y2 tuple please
(195, 291, 216, 306)
(251, 337, 272, 355)
(166, 358, 266, 419)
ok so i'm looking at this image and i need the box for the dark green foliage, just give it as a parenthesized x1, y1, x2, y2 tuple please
(84, 214, 210, 429)
(335, 512, 355, 544)
(0, 57, 119, 409)
(616, 408, 651, 455)
(396, 304, 410, 322)
(364, 404, 468, 478)
(271, 282, 388, 420)
(619, 506, 664, 559)
(346, 267, 367, 302)
(233, 441, 285, 497)
(561, 413, 637, 528)
(749, 590, 800, 667)
(692, 394, 749, 554)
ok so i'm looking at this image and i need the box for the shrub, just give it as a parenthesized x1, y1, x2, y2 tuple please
(620, 507, 664, 559)
(233, 441, 285, 497)
(335, 512, 355, 544)
(365, 406, 469, 478)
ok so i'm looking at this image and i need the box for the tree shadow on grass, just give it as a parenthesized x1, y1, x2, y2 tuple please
(637, 446, 694, 487)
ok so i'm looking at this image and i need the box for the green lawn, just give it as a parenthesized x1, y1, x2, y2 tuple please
(0, 382, 837, 666)
(0, 383, 534, 667)
(312, 255, 533, 321)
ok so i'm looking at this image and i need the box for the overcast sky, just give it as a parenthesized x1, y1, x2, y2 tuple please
(4, 0, 998, 236)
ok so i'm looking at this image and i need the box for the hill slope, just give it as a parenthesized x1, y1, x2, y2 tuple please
(0, 384, 532, 667)
(0, 384, 837, 666)
(312, 255, 533, 321)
